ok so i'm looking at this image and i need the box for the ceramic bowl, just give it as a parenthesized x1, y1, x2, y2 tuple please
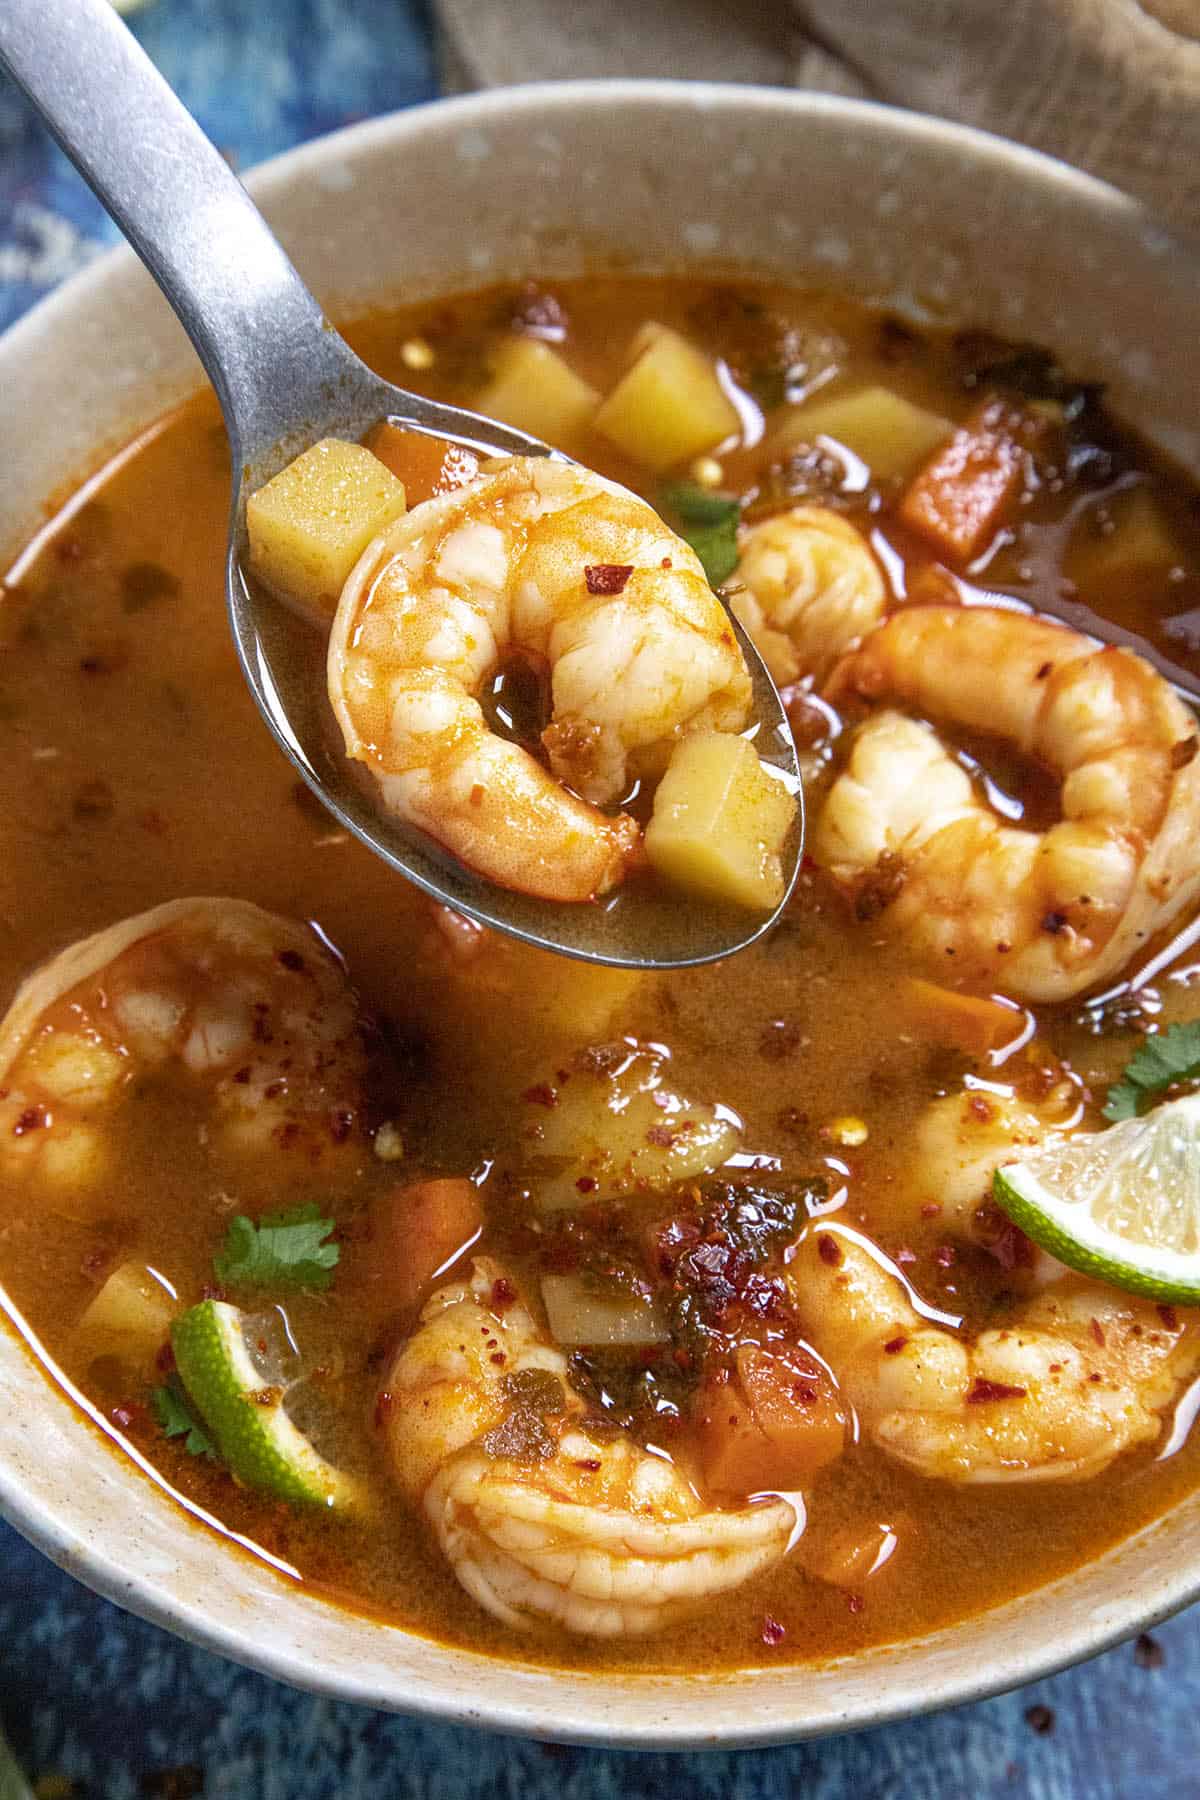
(2, 81, 1200, 1748)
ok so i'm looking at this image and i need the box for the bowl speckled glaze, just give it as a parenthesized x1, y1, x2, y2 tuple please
(2, 81, 1200, 1748)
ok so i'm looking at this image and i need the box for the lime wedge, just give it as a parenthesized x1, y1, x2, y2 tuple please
(171, 1300, 359, 1510)
(994, 1092, 1200, 1303)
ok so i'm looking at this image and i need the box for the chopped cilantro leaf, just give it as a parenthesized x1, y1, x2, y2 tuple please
(213, 1202, 339, 1292)
(152, 1380, 216, 1459)
(660, 480, 740, 588)
(1104, 1020, 1200, 1121)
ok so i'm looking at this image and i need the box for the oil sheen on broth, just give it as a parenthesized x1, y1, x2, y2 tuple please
(2, 278, 1200, 1670)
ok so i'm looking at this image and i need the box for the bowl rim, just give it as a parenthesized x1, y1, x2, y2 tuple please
(2, 76, 1199, 1748)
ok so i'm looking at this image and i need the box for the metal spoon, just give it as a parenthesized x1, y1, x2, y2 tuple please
(0, 0, 802, 969)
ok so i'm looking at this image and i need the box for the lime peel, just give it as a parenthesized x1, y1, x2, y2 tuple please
(171, 1299, 360, 1510)
(994, 1092, 1200, 1305)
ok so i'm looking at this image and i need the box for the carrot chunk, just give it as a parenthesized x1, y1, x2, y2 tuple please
(898, 397, 1036, 564)
(699, 1345, 846, 1497)
(365, 422, 479, 507)
(902, 978, 1023, 1057)
(365, 1177, 482, 1313)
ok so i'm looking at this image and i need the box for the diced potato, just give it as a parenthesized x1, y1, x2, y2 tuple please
(541, 1275, 668, 1347)
(474, 337, 600, 453)
(898, 397, 1037, 564)
(768, 384, 953, 480)
(76, 1261, 177, 1365)
(699, 1345, 847, 1497)
(246, 438, 407, 615)
(22, 1030, 124, 1107)
(902, 979, 1023, 1058)
(365, 421, 479, 505)
(645, 732, 796, 912)
(594, 324, 740, 470)
(1070, 485, 1183, 587)
(524, 1043, 739, 1211)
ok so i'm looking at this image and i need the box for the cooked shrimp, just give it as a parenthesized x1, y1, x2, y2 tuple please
(0, 897, 365, 1189)
(790, 1229, 1199, 1482)
(912, 1086, 1074, 1243)
(816, 605, 1200, 1000)
(328, 458, 752, 902)
(382, 1257, 798, 1636)
(730, 506, 886, 687)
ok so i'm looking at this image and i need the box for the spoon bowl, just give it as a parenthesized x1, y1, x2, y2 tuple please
(0, 0, 802, 969)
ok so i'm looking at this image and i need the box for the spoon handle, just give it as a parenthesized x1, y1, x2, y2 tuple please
(0, 0, 358, 464)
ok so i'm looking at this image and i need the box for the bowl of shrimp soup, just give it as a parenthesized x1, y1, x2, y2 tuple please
(4, 81, 1200, 1745)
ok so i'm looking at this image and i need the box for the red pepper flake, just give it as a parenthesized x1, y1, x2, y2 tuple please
(509, 282, 567, 339)
(110, 1405, 137, 1431)
(12, 1106, 47, 1137)
(522, 1083, 558, 1108)
(584, 563, 634, 596)
(1036, 661, 1053, 680)
(1090, 1318, 1106, 1348)
(817, 1234, 841, 1267)
(1024, 1704, 1055, 1736)
(491, 1277, 517, 1311)
(574, 1458, 602, 1473)
(469, 783, 485, 807)
(968, 1093, 995, 1123)
(846, 1594, 865, 1615)
(575, 1176, 597, 1194)
(374, 1391, 395, 1429)
(1134, 1632, 1165, 1669)
(758, 1019, 803, 1061)
(645, 1124, 678, 1148)
(920, 1202, 942, 1219)
(489, 1352, 506, 1366)
(884, 1335, 909, 1355)
(934, 1244, 956, 1268)
(1158, 1304, 1180, 1331)
(760, 1614, 786, 1647)
(896, 1247, 917, 1267)
(988, 1221, 1036, 1272)
(966, 1377, 1028, 1404)
(277, 948, 305, 972)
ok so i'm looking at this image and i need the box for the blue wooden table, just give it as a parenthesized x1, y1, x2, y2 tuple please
(1, 5, 1198, 1792)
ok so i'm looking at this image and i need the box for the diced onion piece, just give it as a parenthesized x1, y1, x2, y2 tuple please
(474, 338, 600, 453)
(246, 438, 407, 616)
(645, 732, 796, 911)
(594, 324, 740, 471)
(541, 1274, 669, 1347)
(769, 384, 953, 480)
(77, 1261, 177, 1364)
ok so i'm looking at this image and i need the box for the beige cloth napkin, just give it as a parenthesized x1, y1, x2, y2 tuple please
(434, 0, 1200, 237)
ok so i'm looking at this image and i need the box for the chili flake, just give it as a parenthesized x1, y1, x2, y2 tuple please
(584, 564, 634, 596)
